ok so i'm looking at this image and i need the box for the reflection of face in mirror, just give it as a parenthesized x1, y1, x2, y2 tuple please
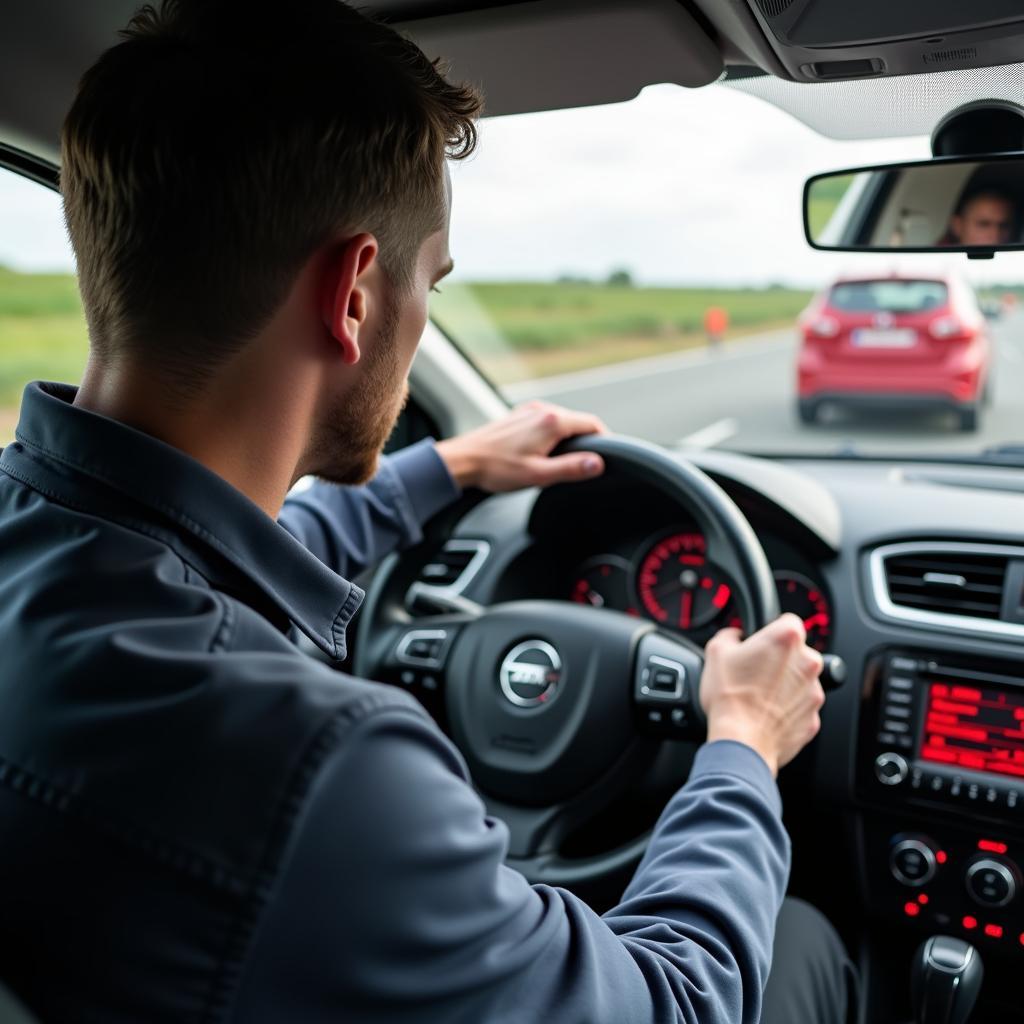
(942, 189, 1016, 247)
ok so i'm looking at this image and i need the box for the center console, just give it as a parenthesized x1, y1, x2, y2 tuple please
(858, 650, 1024, 954)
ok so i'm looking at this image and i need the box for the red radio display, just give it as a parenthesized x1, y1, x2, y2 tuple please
(919, 682, 1024, 778)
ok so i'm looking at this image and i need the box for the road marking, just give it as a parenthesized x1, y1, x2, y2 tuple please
(676, 417, 739, 450)
(504, 329, 795, 401)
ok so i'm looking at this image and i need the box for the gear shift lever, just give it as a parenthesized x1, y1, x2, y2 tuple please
(910, 936, 983, 1024)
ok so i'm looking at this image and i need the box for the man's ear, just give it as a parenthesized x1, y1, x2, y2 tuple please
(320, 233, 379, 365)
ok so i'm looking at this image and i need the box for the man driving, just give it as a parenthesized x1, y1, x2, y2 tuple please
(940, 186, 1017, 246)
(0, 1, 854, 1021)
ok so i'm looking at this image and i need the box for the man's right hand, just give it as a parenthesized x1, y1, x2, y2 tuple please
(699, 614, 826, 778)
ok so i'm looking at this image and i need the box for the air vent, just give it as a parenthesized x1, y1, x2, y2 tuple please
(884, 551, 1007, 619)
(923, 47, 978, 65)
(868, 542, 1024, 639)
(406, 539, 490, 607)
(756, 0, 794, 18)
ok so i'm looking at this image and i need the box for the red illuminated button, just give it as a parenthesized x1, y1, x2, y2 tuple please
(984, 924, 1003, 939)
(904, 902, 920, 918)
(978, 840, 1008, 855)
(963, 916, 978, 930)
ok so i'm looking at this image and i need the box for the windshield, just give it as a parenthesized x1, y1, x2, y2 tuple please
(828, 281, 948, 314)
(432, 84, 1024, 458)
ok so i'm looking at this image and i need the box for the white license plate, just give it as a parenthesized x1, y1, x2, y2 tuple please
(852, 328, 917, 348)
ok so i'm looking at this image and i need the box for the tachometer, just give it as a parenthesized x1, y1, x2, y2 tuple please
(773, 570, 831, 652)
(636, 531, 740, 632)
(570, 555, 637, 615)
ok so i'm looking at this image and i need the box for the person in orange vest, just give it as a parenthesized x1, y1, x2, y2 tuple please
(704, 305, 729, 350)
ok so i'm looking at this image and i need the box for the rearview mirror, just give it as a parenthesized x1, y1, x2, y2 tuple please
(804, 154, 1024, 256)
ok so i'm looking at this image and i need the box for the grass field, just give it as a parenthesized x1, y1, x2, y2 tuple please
(0, 270, 812, 440)
(806, 173, 855, 241)
(430, 281, 811, 383)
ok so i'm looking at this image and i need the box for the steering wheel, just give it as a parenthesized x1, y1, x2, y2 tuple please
(355, 434, 787, 890)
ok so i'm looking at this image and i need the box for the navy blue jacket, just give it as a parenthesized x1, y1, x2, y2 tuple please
(0, 382, 789, 1023)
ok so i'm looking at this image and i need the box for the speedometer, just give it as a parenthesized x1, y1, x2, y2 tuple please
(636, 531, 740, 633)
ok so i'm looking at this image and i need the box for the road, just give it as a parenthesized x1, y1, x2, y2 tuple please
(503, 314, 1024, 456)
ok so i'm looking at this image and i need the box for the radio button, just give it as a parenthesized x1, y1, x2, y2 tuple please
(888, 675, 915, 690)
(883, 721, 910, 733)
(891, 839, 937, 886)
(875, 752, 909, 786)
(1008, 790, 1020, 810)
(889, 657, 919, 672)
(887, 692, 913, 705)
(966, 860, 1016, 908)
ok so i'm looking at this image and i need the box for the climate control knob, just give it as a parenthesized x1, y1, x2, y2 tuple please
(966, 859, 1017, 908)
(875, 751, 909, 786)
(891, 838, 937, 887)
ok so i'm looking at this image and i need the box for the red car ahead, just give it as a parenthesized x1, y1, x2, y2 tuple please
(796, 273, 992, 432)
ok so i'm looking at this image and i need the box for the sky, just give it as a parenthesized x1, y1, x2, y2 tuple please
(5, 81, 1024, 289)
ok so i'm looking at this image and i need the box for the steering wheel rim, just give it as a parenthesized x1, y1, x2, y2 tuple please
(354, 433, 780, 891)
(556, 433, 779, 631)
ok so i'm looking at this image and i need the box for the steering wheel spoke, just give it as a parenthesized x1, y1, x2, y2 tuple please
(633, 631, 707, 740)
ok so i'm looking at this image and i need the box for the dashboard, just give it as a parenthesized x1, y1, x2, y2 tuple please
(362, 442, 1024, 1014)
(372, 449, 1024, 1012)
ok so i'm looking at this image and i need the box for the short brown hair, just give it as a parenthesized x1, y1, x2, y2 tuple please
(61, 0, 480, 390)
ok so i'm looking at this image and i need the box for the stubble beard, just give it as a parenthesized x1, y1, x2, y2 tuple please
(312, 299, 408, 486)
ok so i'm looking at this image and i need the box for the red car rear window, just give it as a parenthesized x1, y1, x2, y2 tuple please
(828, 280, 948, 313)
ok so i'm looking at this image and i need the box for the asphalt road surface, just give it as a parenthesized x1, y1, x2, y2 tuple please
(504, 313, 1024, 457)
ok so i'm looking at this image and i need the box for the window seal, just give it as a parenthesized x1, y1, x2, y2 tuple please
(0, 143, 59, 193)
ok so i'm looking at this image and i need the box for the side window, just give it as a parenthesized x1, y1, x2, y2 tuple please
(0, 166, 87, 445)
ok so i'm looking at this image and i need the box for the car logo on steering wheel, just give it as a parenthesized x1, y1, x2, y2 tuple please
(499, 640, 562, 708)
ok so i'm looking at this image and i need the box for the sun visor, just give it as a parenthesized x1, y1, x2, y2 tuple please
(743, 0, 1024, 83)
(401, 0, 724, 117)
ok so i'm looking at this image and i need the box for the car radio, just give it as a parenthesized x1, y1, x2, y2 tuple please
(864, 651, 1024, 823)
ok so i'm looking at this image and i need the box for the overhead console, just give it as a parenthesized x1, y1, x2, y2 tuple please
(740, 0, 1024, 82)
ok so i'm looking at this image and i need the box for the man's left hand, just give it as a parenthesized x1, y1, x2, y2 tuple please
(435, 401, 608, 493)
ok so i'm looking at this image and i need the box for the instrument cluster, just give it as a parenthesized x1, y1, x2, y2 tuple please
(568, 525, 832, 651)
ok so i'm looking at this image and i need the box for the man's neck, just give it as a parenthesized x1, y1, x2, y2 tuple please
(74, 358, 312, 519)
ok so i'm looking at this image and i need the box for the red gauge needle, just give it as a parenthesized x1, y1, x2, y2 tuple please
(804, 613, 828, 632)
(680, 590, 693, 629)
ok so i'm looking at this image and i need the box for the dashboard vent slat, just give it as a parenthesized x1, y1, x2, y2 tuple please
(406, 539, 490, 609)
(883, 550, 1007, 621)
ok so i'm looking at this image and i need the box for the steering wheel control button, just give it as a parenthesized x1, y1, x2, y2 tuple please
(640, 655, 686, 701)
(875, 752, 909, 786)
(891, 839, 937, 887)
(499, 640, 562, 708)
(396, 628, 452, 669)
(966, 860, 1016, 908)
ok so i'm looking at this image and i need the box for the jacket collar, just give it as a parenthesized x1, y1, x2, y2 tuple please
(2, 382, 362, 659)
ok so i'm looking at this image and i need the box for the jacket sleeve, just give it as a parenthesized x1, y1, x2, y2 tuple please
(233, 705, 791, 1024)
(276, 439, 460, 579)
